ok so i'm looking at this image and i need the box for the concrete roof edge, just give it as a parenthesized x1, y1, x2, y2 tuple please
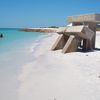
(67, 13, 100, 18)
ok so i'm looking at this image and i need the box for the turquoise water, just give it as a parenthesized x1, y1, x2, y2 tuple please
(0, 28, 46, 100)
(0, 28, 44, 53)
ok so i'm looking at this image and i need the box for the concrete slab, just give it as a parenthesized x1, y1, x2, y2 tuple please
(68, 14, 100, 23)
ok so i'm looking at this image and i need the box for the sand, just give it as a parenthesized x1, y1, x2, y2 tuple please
(18, 32, 100, 100)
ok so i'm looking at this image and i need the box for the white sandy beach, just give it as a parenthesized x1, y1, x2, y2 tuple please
(18, 32, 100, 100)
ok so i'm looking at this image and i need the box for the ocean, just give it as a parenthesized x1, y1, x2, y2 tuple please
(0, 28, 46, 100)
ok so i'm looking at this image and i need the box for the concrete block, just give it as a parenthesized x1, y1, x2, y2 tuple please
(62, 35, 79, 53)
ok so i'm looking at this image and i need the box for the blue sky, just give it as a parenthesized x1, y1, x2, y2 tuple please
(0, 0, 100, 28)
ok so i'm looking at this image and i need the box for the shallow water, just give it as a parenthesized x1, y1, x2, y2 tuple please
(0, 28, 45, 100)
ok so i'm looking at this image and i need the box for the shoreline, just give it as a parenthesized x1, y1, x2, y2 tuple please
(0, 30, 52, 100)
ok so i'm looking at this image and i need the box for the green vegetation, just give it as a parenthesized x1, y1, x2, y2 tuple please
(96, 27, 100, 31)
(48, 26, 59, 28)
(96, 24, 100, 31)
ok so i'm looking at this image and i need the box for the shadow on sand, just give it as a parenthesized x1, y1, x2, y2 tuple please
(77, 47, 100, 53)
(94, 48, 100, 51)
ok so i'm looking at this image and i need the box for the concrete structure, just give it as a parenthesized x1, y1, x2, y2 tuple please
(67, 14, 100, 23)
(67, 14, 100, 51)
(52, 26, 95, 53)
(22, 14, 100, 53)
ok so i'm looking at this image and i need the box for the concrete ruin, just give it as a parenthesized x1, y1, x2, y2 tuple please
(22, 14, 100, 53)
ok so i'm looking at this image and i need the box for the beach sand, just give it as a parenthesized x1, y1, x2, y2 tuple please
(18, 32, 100, 100)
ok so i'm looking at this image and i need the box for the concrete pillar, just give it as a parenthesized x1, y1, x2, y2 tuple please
(62, 35, 79, 53)
(51, 34, 69, 50)
(72, 22, 96, 51)
(87, 22, 96, 49)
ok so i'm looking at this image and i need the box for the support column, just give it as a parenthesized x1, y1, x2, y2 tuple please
(62, 35, 79, 53)
(51, 34, 69, 50)
(82, 22, 96, 51)
(82, 39, 94, 51)
(72, 22, 96, 50)
(87, 22, 96, 49)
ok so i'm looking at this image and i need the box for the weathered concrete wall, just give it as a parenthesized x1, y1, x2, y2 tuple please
(68, 14, 100, 23)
